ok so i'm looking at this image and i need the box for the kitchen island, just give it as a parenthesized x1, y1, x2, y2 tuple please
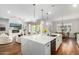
(21, 33, 62, 55)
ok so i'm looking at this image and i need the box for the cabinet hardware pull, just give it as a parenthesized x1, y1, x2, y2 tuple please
(47, 45, 49, 47)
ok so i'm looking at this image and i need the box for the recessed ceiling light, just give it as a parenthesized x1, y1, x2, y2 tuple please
(72, 4, 77, 7)
(7, 10, 11, 14)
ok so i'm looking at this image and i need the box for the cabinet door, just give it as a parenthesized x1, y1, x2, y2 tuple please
(56, 38, 59, 51)
(21, 39, 45, 55)
(56, 35, 62, 51)
(58, 35, 62, 46)
(77, 34, 79, 45)
(44, 42, 51, 55)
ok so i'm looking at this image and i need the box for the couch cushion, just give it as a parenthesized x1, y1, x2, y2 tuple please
(0, 33, 8, 37)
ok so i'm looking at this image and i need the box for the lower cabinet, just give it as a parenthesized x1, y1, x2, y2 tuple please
(50, 34, 62, 51)
(56, 34, 62, 51)
(51, 39, 56, 55)
(21, 39, 51, 55)
(44, 42, 51, 55)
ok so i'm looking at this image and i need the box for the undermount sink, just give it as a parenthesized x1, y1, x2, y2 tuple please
(49, 35, 57, 37)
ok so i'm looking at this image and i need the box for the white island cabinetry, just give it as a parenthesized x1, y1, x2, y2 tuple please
(56, 34, 62, 50)
(21, 39, 51, 55)
(21, 34, 62, 55)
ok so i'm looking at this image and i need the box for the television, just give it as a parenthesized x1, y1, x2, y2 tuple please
(12, 30, 19, 33)
(0, 27, 6, 31)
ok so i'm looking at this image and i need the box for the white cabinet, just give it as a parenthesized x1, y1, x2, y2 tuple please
(50, 34, 62, 51)
(44, 42, 51, 55)
(77, 34, 79, 45)
(21, 39, 51, 55)
(56, 34, 62, 51)
(21, 34, 62, 55)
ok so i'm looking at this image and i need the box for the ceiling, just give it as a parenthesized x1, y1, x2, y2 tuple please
(0, 4, 79, 22)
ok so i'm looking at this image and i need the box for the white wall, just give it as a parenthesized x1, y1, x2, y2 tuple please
(52, 19, 79, 34)
(9, 18, 23, 24)
(0, 18, 9, 33)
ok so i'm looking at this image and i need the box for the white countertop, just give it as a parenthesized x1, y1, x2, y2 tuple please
(21, 34, 61, 45)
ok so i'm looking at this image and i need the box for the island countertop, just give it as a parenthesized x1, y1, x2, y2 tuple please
(21, 34, 61, 45)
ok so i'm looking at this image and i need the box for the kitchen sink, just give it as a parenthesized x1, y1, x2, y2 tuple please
(49, 35, 57, 37)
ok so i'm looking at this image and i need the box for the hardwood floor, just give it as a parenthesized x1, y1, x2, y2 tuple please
(0, 38, 79, 55)
(0, 42, 21, 55)
(57, 38, 79, 55)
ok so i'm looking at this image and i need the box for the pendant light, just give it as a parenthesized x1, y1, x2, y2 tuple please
(33, 4, 36, 22)
(46, 13, 48, 20)
(40, 9, 44, 35)
(46, 12, 49, 26)
(61, 16, 64, 40)
(41, 9, 44, 20)
(61, 16, 64, 32)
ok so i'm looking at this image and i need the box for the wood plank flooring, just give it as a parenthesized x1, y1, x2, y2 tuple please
(57, 39, 79, 55)
(0, 42, 21, 55)
(0, 38, 79, 55)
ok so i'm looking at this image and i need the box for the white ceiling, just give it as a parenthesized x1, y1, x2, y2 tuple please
(0, 4, 79, 22)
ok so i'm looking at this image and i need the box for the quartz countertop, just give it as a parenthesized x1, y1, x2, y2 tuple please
(21, 34, 61, 45)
